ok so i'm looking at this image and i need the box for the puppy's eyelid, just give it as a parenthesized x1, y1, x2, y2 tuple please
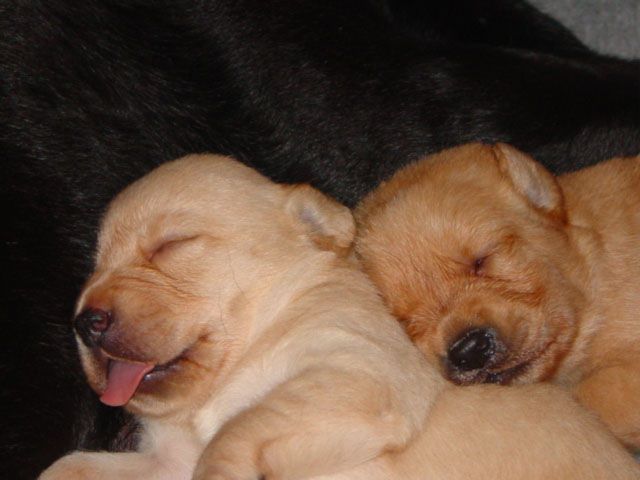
(148, 235, 200, 261)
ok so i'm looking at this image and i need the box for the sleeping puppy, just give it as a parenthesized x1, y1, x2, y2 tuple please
(39, 153, 441, 479)
(355, 143, 640, 449)
(39, 154, 640, 479)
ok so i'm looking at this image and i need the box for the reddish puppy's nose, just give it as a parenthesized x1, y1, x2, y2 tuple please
(447, 327, 499, 372)
(74, 308, 112, 347)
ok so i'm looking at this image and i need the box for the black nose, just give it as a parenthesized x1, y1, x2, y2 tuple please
(74, 308, 112, 347)
(447, 328, 499, 371)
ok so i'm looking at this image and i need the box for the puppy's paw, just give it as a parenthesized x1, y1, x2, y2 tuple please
(39, 452, 100, 480)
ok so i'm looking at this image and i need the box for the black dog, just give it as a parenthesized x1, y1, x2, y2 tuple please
(1, 1, 638, 478)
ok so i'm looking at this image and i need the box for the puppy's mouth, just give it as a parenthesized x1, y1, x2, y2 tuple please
(475, 360, 531, 385)
(97, 350, 186, 407)
(482, 359, 532, 385)
(443, 326, 551, 385)
(445, 358, 532, 385)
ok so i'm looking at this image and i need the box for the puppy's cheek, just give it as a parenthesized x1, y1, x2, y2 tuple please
(532, 335, 574, 381)
(520, 317, 550, 356)
(129, 340, 226, 416)
(128, 375, 188, 416)
(499, 309, 570, 383)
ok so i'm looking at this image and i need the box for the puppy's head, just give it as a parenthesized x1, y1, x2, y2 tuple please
(356, 143, 585, 385)
(74, 154, 354, 417)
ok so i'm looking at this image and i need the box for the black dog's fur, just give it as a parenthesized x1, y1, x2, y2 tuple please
(1, 1, 639, 478)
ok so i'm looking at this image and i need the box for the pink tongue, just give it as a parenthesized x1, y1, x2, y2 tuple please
(100, 361, 155, 407)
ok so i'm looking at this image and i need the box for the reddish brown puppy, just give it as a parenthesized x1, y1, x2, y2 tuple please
(356, 143, 640, 448)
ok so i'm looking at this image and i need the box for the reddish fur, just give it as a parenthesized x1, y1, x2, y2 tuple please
(356, 143, 640, 448)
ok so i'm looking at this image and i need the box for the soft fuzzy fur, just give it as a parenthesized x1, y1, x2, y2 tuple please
(40, 154, 640, 479)
(355, 143, 640, 448)
(2, 1, 640, 477)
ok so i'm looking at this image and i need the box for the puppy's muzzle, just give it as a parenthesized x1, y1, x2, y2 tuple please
(74, 308, 112, 347)
(444, 327, 530, 385)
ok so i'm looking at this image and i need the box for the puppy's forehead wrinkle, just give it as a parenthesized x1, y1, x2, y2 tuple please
(216, 293, 229, 337)
(111, 270, 205, 305)
(224, 244, 246, 298)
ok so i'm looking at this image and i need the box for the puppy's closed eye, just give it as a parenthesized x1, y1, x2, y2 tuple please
(468, 235, 520, 278)
(472, 256, 487, 276)
(148, 235, 201, 262)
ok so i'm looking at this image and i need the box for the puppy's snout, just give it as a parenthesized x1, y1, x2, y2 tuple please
(74, 308, 112, 347)
(447, 327, 500, 372)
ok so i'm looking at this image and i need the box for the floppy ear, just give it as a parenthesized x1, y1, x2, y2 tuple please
(493, 143, 567, 223)
(285, 184, 355, 256)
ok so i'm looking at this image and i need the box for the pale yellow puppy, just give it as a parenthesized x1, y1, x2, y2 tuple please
(40, 154, 639, 480)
